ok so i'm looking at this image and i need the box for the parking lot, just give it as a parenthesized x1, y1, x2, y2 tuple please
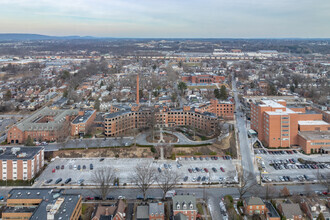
(36, 156, 238, 187)
(255, 149, 330, 183)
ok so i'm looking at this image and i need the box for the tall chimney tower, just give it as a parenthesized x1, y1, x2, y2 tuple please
(136, 74, 139, 105)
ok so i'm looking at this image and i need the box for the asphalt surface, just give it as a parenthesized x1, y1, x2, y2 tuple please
(232, 76, 256, 178)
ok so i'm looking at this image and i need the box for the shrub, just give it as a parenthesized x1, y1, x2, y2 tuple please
(210, 151, 217, 155)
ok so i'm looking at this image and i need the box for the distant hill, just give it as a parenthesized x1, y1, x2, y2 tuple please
(0, 33, 97, 41)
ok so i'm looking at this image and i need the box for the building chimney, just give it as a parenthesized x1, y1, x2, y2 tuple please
(136, 74, 140, 105)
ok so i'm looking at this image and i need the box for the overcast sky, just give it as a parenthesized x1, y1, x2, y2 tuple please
(1, 0, 329, 38)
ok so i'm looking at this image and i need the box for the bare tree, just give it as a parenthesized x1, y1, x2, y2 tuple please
(237, 172, 257, 200)
(317, 170, 330, 193)
(280, 186, 291, 197)
(131, 162, 156, 200)
(156, 169, 180, 200)
(264, 184, 277, 200)
(92, 167, 116, 200)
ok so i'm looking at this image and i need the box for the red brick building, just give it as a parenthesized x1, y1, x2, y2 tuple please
(196, 99, 235, 120)
(181, 74, 225, 84)
(7, 107, 97, 144)
(0, 147, 44, 181)
(173, 195, 197, 220)
(244, 197, 268, 216)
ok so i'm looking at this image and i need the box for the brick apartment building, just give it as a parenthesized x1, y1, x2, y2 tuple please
(104, 105, 219, 137)
(3, 188, 82, 220)
(7, 107, 97, 144)
(71, 110, 96, 136)
(181, 74, 225, 84)
(172, 195, 197, 220)
(0, 147, 44, 181)
(250, 99, 330, 153)
(244, 197, 268, 216)
(196, 99, 235, 120)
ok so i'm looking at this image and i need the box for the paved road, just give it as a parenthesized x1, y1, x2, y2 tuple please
(232, 75, 255, 178)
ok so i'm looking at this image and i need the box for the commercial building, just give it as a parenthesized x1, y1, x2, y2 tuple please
(3, 188, 82, 220)
(7, 107, 97, 144)
(250, 99, 330, 153)
(0, 147, 44, 181)
(172, 195, 197, 220)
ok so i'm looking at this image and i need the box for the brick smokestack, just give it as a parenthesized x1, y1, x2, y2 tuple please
(136, 74, 139, 105)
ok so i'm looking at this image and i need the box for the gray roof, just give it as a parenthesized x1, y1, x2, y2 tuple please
(246, 197, 265, 206)
(174, 212, 188, 220)
(173, 195, 196, 211)
(149, 202, 164, 217)
(265, 202, 280, 218)
(0, 147, 43, 160)
(105, 110, 131, 119)
(281, 203, 303, 218)
(8, 188, 80, 220)
(14, 107, 78, 131)
(72, 110, 95, 124)
(136, 206, 149, 220)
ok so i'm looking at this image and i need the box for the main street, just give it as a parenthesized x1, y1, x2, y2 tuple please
(232, 75, 256, 178)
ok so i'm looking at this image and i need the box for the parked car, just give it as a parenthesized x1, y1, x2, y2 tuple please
(77, 179, 84, 185)
(77, 165, 81, 170)
(85, 196, 94, 201)
(90, 164, 93, 170)
(106, 196, 114, 200)
(52, 169, 55, 173)
(56, 166, 60, 170)
(61, 165, 64, 170)
(183, 176, 188, 182)
(46, 179, 53, 184)
(65, 178, 72, 184)
(220, 167, 225, 172)
(158, 167, 162, 173)
(99, 158, 104, 162)
(55, 178, 62, 184)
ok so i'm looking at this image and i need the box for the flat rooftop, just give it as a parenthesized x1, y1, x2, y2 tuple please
(0, 147, 43, 160)
(298, 131, 330, 141)
(259, 99, 285, 109)
(72, 110, 95, 124)
(298, 120, 328, 126)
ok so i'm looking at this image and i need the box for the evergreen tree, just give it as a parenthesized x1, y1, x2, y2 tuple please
(94, 98, 100, 111)
(317, 213, 325, 220)
(219, 85, 228, 100)
(214, 89, 220, 99)
(178, 82, 187, 94)
(25, 135, 35, 146)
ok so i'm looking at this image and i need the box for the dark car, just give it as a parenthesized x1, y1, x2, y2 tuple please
(56, 165, 60, 170)
(202, 176, 206, 181)
(65, 178, 72, 184)
(183, 176, 188, 182)
(197, 176, 201, 182)
(136, 195, 144, 200)
(61, 165, 64, 170)
(55, 178, 62, 184)
(204, 168, 209, 173)
(99, 158, 104, 162)
(188, 168, 192, 173)
(158, 167, 162, 173)
(94, 196, 102, 200)
(77, 165, 81, 170)
(46, 179, 53, 184)
(82, 165, 86, 170)
(90, 164, 93, 170)
(106, 196, 115, 200)
(212, 167, 217, 172)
